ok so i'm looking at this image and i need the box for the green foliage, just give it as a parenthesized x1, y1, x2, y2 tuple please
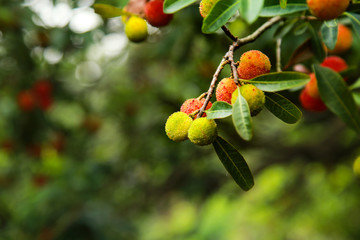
(163, 0, 198, 13)
(205, 101, 233, 119)
(345, 12, 360, 38)
(238, 0, 264, 24)
(314, 65, 360, 133)
(212, 136, 254, 191)
(260, 0, 307, 17)
(307, 23, 326, 62)
(93, 3, 127, 18)
(202, 0, 242, 33)
(232, 87, 253, 141)
(265, 92, 302, 124)
(320, 20, 338, 50)
(242, 72, 310, 92)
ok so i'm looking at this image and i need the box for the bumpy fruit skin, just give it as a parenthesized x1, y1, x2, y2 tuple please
(165, 112, 193, 142)
(327, 24, 353, 54)
(145, 0, 173, 27)
(125, 16, 148, 43)
(188, 118, 217, 146)
(231, 84, 265, 116)
(216, 78, 238, 104)
(306, 56, 348, 98)
(299, 88, 327, 112)
(237, 50, 271, 80)
(180, 98, 212, 117)
(17, 90, 36, 112)
(307, 0, 349, 20)
(199, 0, 218, 18)
(353, 156, 360, 177)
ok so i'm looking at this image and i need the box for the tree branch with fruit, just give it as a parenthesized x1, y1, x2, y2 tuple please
(93, 0, 360, 190)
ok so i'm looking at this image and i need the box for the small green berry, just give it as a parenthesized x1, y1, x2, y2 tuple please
(188, 117, 217, 146)
(165, 112, 193, 142)
(124, 16, 148, 43)
(231, 84, 265, 116)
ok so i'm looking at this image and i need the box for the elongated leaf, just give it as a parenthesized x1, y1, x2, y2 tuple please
(260, 3, 307, 16)
(202, 0, 241, 34)
(353, 92, 360, 106)
(280, 0, 287, 8)
(163, 0, 197, 13)
(345, 12, 360, 38)
(232, 88, 253, 141)
(265, 92, 302, 123)
(93, 3, 126, 18)
(213, 136, 254, 191)
(205, 101, 233, 119)
(307, 24, 325, 62)
(274, 18, 298, 39)
(239, 0, 264, 24)
(242, 72, 310, 92)
(314, 65, 360, 133)
(321, 20, 338, 50)
(350, 78, 360, 90)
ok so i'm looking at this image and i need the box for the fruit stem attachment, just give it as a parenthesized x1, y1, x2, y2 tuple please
(189, 110, 200, 119)
(197, 93, 207, 101)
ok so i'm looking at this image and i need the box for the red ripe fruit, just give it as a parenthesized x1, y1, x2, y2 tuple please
(144, 0, 173, 27)
(180, 98, 212, 118)
(299, 88, 327, 112)
(320, 56, 348, 73)
(237, 50, 271, 80)
(33, 80, 53, 111)
(17, 90, 36, 112)
(216, 78, 238, 104)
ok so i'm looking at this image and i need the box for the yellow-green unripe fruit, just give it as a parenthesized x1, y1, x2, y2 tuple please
(199, 0, 218, 18)
(124, 16, 148, 43)
(165, 112, 193, 142)
(188, 118, 217, 146)
(353, 156, 360, 177)
(231, 84, 265, 116)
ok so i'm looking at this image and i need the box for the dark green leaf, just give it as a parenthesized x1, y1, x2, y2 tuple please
(163, 0, 198, 13)
(239, 0, 264, 24)
(93, 3, 126, 18)
(265, 92, 302, 124)
(321, 20, 338, 50)
(205, 101, 233, 119)
(232, 87, 253, 141)
(340, 66, 358, 80)
(280, 0, 287, 8)
(274, 18, 298, 39)
(345, 12, 360, 38)
(314, 65, 360, 133)
(242, 72, 310, 92)
(202, 0, 241, 34)
(213, 136, 254, 191)
(307, 24, 325, 62)
(260, 3, 307, 17)
(353, 92, 360, 106)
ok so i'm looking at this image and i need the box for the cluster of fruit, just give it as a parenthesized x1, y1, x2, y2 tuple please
(123, 0, 173, 43)
(165, 50, 271, 145)
(17, 80, 53, 112)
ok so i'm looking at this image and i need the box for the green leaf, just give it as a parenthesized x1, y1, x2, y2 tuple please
(212, 136, 254, 191)
(265, 92, 302, 124)
(205, 101, 233, 119)
(239, 0, 264, 24)
(202, 0, 241, 34)
(314, 65, 360, 133)
(242, 72, 310, 92)
(353, 92, 360, 106)
(307, 24, 326, 62)
(163, 0, 198, 13)
(274, 18, 298, 39)
(93, 3, 127, 18)
(260, 3, 307, 17)
(280, 0, 287, 8)
(344, 12, 360, 38)
(350, 78, 360, 90)
(340, 66, 358, 80)
(232, 87, 253, 141)
(321, 20, 338, 50)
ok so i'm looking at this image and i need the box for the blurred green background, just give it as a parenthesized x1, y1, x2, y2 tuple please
(0, 1, 360, 239)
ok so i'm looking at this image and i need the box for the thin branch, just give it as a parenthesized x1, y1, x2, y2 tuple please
(276, 38, 282, 72)
(234, 16, 282, 50)
(197, 59, 229, 118)
(226, 45, 240, 85)
(221, 26, 238, 42)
